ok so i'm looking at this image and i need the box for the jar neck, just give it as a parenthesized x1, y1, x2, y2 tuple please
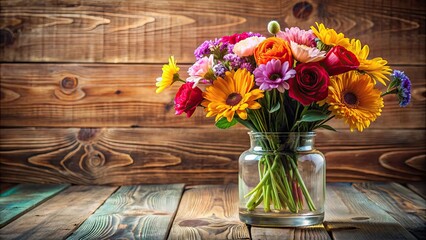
(248, 132, 316, 152)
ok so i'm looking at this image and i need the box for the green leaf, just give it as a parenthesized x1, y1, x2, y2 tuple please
(318, 124, 337, 131)
(215, 117, 238, 129)
(268, 102, 281, 113)
(299, 110, 328, 122)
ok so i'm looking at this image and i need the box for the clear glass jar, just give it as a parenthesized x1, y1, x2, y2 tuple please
(239, 132, 325, 227)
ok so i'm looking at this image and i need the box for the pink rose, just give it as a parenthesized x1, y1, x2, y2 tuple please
(288, 62, 329, 106)
(321, 46, 359, 76)
(174, 82, 203, 117)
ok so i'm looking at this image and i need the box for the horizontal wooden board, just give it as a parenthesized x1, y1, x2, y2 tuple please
(324, 183, 416, 240)
(0, 185, 117, 239)
(0, 128, 424, 185)
(0, 0, 424, 64)
(251, 224, 331, 240)
(168, 184, 249, 239)
(67, 184, 184, 240)
(0, 184, 68, 227)
(352, 183, 426, 239)
(1, 64, 424, 128)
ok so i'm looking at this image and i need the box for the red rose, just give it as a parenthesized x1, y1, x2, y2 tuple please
(288, 62, 329, 106)
(321, 46, 359, 76)
(174, 82, 204, 117)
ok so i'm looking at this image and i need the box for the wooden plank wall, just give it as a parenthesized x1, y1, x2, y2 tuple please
(0, 0, 425, 185)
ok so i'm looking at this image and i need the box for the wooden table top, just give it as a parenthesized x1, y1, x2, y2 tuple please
(0, 182, 424, 240)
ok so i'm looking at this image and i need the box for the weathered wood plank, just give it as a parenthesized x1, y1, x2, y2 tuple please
(324, 183, 416, 240)
(0, 128, 424, 185)
(0, 182, 16, 193)
(0, 185, 117, 239)
(0, 64, 424, 128)
(168, 184, 249, 239)
(407, 182, 426, 199)
(0, 184, 68, 228)
(353, 182, 426, 239)
(67, 184, 184, 240)
(251, 224, 331, 240)
(0, 0, 424, 64)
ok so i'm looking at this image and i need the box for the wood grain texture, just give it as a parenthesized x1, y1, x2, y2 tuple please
(0, 183, 16, 193)
(67, 184, 184, 240)
(168, 184, 249, 240)
(407, 182, 426, 199)
(0, 184, 68, 227)
(352, 182, 426, 239)
(324, 183, 416, 240)
(0, 128, 424, 185)
(0, 0, 424, 64)
(251, 224, 331, 240)
(0, 64, 424, 128)
(0, 185, 117, 240)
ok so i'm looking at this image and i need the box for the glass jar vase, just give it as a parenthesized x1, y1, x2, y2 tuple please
(239, 132, 325, 227)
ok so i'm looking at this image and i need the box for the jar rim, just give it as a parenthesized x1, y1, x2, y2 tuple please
(248, 131, 316, 137)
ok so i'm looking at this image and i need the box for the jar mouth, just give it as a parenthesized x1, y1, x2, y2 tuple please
(248, 131, 316, 137)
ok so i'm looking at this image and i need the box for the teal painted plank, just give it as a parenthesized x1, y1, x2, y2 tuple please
(0, 184, 68, 227)
(67, 184, 185, 240)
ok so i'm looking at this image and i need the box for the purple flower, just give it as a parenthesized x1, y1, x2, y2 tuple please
(253, 59, 296, 93)
(194, 39, 226, 60)
(212, 63, 227, 78)
(391, 70, 411, 107)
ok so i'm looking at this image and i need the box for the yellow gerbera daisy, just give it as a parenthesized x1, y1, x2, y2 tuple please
(349, 39, 392, 86)
(202, 69, 264, 122)
(156, 56, 180, 93)
(310, 22, 351, 48)
(324, 71, 384, 132)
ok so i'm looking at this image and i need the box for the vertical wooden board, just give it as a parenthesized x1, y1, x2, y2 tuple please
(407, 182, 426, 199)
(168, 184, 249, 240)
(0, 185, 117, 240)
(324, 183, 416, 240)
(0, 184, 68, 227)
(353, 183, 426, 239)
(67, 184, 185, 240)
(251, 224, 331, 240)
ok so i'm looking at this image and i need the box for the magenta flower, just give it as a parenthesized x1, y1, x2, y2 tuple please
(253, 59, 296, 93)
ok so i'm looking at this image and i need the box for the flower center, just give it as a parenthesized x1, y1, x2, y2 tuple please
(226, 93, 242, 106)
(270, 73, 282, 81)
(343, 92, 358, 107)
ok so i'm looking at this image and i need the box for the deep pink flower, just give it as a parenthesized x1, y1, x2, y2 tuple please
(174, 82, 203, 117)
(321, 46, 360, 76)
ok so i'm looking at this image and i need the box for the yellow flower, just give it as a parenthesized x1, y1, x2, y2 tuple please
(324, 71, 384, 132)
(202, 69, 264, 122)
(156, 56, 180, 93)
(310, 22, 351, 48)
(349, 39, 392, 86)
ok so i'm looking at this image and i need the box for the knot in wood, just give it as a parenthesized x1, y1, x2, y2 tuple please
(61, 77, 78, 91)
(293, 1, 313, 19)
(0, 28, 15, 47)
(77, 128, 101, 143)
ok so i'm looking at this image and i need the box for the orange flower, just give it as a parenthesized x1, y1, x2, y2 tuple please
(254, 37, 293, 66)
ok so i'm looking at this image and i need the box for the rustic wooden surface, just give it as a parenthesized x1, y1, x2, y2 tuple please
(324, 183, 417, 240)
(0, 183, 424, 239)
(353, 183, 426, 239)
(251, 224, 331, 240)
(0, 0, 424, 64)
(68, 184, 184, 240)
(168, 184, 250, 240)
(0, 128, 424, 185)
(0, 185, 117, 239)
(1, 0, 425, 185)
(0, 184, 68, 227)
(0, 64, 424, 128)
(407, 182, 426, 199)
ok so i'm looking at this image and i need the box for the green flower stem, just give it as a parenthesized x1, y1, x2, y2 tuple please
(288, 155, 316, 211)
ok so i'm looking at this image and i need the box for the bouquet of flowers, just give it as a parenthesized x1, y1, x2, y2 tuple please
(155, 21, 411, 213)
